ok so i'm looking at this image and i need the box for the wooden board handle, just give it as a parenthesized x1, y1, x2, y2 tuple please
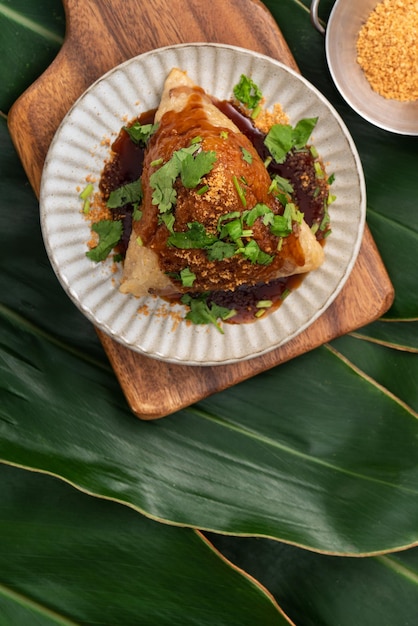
(8, 0, 296, 196)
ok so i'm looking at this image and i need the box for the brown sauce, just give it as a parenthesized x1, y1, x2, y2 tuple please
(214, 100, 328, 230)
(100, 103, 328, 324)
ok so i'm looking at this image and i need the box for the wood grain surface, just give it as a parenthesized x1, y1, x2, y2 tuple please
(8, 0, 394, 419)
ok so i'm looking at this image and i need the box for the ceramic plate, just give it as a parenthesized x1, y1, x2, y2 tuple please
(40, 43, 366, 366)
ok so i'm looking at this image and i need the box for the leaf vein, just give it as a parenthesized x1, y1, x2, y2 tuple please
(0, 3, 64, 45)
(0, 581, 80, 625)
(191, 409, 418, 495)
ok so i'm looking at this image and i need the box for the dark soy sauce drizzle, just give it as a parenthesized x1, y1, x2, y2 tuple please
(100, 103, 328, 323)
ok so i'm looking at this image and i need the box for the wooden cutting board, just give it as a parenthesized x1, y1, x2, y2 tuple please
(8, 0, 394, 419)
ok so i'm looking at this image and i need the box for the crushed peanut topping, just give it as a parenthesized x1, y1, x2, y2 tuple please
(254, 103, 290, 133)
(356, 0, 418, 102)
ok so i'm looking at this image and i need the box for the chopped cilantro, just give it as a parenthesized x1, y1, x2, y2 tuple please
(237, 240, 274, 265)
(233, 75, 263, 110)
(269, 203, 303, 237)
(180, 267, 196, 287)
(167, 221, 218, 249)
(133, 207, 143, 221)
(124, 122, 158, 144)
(150, 157, 181, 213)
(217, 211, 241, 232)
(150, 145, 217, 212)
(241, 147, 253, 164)
(292, 118, 318, 149)
(181, 293, 235, 333)
(206, 241, 237, 261)
(159, 212, 175, 233)
(86, 220, 123, 262)
(180, 150, 217, 188)
(107, 178, 143, 209)
(243, 203, 272, 226)
(265, 117, 318, 164)
(218, 218, 248, 242)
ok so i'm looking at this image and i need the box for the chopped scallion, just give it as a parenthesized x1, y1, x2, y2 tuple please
(232, 175, 247, 207)
(79, 183, 94, 200)
(314, 161, 325, 179)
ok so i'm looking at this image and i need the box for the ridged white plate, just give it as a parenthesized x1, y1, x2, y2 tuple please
(40, 43, 366, 366)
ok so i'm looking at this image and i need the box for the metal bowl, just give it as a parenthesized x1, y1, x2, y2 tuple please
(311, 0, 418, 135)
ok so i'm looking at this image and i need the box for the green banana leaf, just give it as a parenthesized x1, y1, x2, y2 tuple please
(1, 0, 418, 624)
(208, 532, 418, 626)
(0, 464, 291, 625)
(2, 305, 418, 554)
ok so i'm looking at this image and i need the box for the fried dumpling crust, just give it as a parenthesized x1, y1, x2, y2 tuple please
(120, 69, 324, 297)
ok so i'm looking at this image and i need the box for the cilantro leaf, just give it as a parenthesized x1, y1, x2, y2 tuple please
(86, 220, 123, 262)
(150, 146, 217, 212)
(243, 203, 272, 226)
(159, 212, 175, 233)
(180, 150, 217, 188)
(124, 122, 158, 144)
(238, 239, 274, 265)
(217, 211, 241, 232)
(269, 203, 303, 237)
(218, 218, 246, 242)
(264, 125, 294, 164)
(292, 118, 318, 149)
(133, 207, 143, 221)
(180, 267, 196, 287)
(265, 117, 318, 164)
(233, 75, 263, 110)
(241, 147, 253, 164)
(206, 241, 237, 261)
(167, 222, 218, 249)
(270, 214, 292, 238)
(181, 294, 235, 333)
(149, 158, 180, 212)
(106, 178, 143, 209)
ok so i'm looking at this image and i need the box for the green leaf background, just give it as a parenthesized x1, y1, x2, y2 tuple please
(1, 0, 417, 623)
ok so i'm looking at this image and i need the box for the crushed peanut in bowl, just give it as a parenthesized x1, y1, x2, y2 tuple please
(356, 0, 418, 102)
